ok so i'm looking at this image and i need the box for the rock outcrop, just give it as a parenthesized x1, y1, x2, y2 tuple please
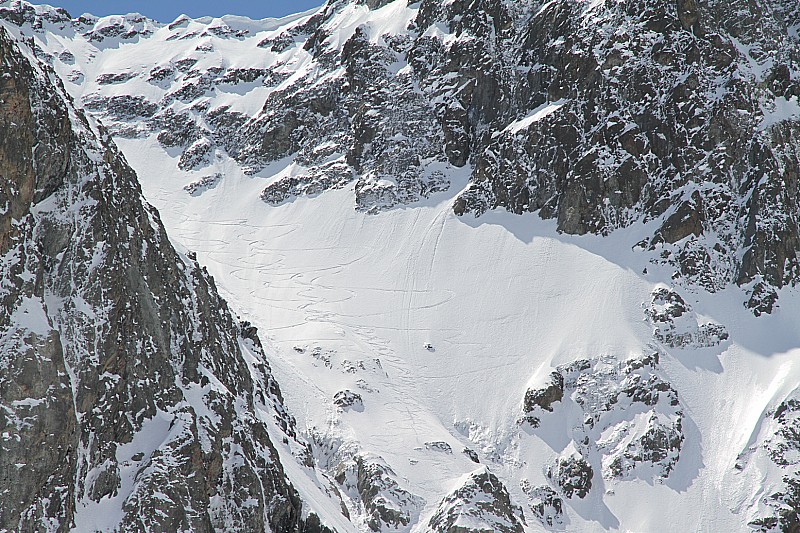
(741, 391, 800, 532)
(520, 482, 565, 529)
(523, 353, 684, 492)
(428, 468, 525, 533)
(645, 286, 729, 348)
(333, 454, 424, 532)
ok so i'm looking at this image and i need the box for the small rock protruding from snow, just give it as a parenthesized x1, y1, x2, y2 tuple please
(333, 390, 364, 411)
(462, 447, 480, 463)
(424, 441, 452, 453)
(183, 173, 222, 196)
(646, 286, 729, 348)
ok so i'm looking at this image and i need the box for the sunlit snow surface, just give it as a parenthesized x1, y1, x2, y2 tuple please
(11, 0, 800, 530)
(119, 136, 800, 533)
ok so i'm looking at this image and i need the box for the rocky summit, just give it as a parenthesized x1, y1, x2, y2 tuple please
(2, 0, 800, 531)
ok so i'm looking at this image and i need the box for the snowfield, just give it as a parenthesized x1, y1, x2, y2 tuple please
(120, 134, 800, 532)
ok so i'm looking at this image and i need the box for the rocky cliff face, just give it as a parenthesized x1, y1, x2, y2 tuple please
(0, 26, 330, 532)
(295, 0, 800, 314)
(450, 0, 800, 316)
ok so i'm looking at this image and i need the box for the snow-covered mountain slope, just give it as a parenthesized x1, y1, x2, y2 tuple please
(3, 0, 800, 531)
(0, 20, 344, 533)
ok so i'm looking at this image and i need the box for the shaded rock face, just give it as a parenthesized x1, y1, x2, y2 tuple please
(447, 0, 800, 310)
(253, 21, 453, 213)
(522, 372, 564, 427)
(0, 23, 76, 530)
(0, 28, 328, 533)
(428, 468, 525, 533)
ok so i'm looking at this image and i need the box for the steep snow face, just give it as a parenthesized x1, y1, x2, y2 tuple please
(4, 0, 800, 531)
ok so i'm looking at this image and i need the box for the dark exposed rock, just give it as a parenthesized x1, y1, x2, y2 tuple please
(184, 173, 223, 196)
(547, 454, 593, 499)
(205, 23, 248, 39)
(179, 137, 214, 170)
(154, 108, 204, 148)
(96, 71, 138, 85)
(219, 67, 269, 85)
(242, 16, 457, 210)
(3, 1, 799, 530)
(676, 0, 702, 34)
(428, 468, 525, 533)
(522, 372, 564, 427)
(425, 441, 453, 454)
(357, 0, 396, 10)
(653, 191, 705, 244)
(463, 448, 480, 463)
(82, 94, 158, 120)
(57, 49, 75, 63)
(333, 389, 364, 411)
(149, 64, 175, 84)
(745, 281, 781, 317)
(261, 166, 353, 205)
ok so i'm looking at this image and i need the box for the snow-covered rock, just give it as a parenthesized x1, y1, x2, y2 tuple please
(428, 468, 525, 533)
(524, 353, 684, 486)
(645, 286, 729, 348)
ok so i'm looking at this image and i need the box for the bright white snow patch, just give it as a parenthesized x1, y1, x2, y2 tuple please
(504, 99, 568, 134)
(760, 96, 800, 130)
(11, 296, 52, 335)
